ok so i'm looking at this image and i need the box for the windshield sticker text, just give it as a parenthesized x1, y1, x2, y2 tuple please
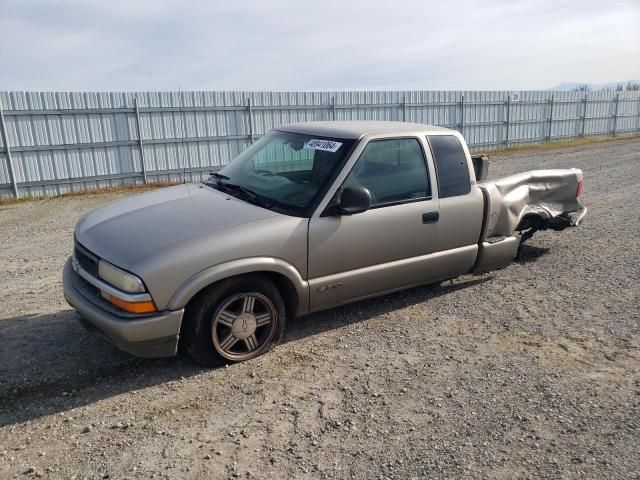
(304, 139, 343, 153)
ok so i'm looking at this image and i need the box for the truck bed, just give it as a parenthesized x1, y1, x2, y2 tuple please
(472, 168, 586, 273)
(479, 168, 586, 240)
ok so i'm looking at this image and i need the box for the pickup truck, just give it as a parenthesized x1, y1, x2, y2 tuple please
(63, 121, 586, 366)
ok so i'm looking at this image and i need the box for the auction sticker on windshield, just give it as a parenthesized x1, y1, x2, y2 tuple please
(304, 139, 343, 153)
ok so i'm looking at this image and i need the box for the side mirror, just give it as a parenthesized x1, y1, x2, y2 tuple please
(339, 186, 372, 215)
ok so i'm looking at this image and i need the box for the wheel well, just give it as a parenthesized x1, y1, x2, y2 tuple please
(263, 271, 300, 318)
(182, 271, 300, 320)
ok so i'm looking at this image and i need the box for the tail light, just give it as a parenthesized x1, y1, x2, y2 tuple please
(576, 176, 583, 197)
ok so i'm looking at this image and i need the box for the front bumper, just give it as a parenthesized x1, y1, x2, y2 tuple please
(63, 258, 184, 358)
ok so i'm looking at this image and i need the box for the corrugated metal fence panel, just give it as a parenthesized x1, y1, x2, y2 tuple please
(461, 91, 507, 147)
(1, 89, 639, 198)
(0, 112, 7, 185)
(586, 90, 613, 136)
(250, 91, 331, 134)
(139, 91, 255, 185)
(0, 151, 8, 187)
(618, 93, 640, 133)
(0, 91, 140, 197)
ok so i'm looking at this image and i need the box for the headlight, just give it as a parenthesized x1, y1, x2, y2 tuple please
(98, 260, 146, 293)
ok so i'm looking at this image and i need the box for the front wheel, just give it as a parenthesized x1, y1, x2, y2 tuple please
(182, 275, 286, 366)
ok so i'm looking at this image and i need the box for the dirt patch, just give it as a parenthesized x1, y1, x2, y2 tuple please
(0, 182, 181, 206)
(1, 138, 639, 479)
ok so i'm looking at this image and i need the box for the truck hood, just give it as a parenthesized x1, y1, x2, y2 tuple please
(75, 183, 279, 267)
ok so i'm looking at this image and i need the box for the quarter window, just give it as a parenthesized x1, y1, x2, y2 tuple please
(343, 138, 430, 206)
(427, 135, 471, 198)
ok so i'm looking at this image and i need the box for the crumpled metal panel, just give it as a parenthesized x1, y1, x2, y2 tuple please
(479, 169, 586, 240)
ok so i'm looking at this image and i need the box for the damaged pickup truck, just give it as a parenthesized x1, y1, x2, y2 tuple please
(63, 121, 586, 365)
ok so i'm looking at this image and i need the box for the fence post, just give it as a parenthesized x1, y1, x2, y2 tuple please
(402, 96, 406, 122)
(636, 94, 640, 134)
(505, 94, 511, 147)
(247, 97, 254, 144)
(581, 94, 588, 137)
(0, 102, 18, 198)
(331, 96, 336, 121)
(460, 94, 465, 136)
(133, 97, 148, 184)
(612, 92, 620, 136)
(177, 89, 187, 184)
(547, 94, 555, 141)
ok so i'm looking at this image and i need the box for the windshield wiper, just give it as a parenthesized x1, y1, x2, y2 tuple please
(209, 171, 230, 181)
(225, 183, 272, 208)
(204, 172, 228, 187)
(205, 171, 229, 187)
(205, 172, 274, 209)
(213, 180, 273, 209)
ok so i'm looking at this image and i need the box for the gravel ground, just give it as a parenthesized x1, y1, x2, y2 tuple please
(1, 137, 639, 480)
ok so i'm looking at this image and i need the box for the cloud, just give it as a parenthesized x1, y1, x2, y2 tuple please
(1, 0, 638, 91)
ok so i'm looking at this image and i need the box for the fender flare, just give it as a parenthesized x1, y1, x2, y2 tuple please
(166, 257, 309, 315)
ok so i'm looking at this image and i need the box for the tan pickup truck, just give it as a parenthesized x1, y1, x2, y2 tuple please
(63, 121, 586, 366)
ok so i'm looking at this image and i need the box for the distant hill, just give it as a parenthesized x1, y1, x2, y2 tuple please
(549, 80, 640, 91)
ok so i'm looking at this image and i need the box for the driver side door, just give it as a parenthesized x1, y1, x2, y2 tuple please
(307, 137, 440, 311)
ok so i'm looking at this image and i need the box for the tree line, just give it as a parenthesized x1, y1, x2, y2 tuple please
(574, 82, 640, 92)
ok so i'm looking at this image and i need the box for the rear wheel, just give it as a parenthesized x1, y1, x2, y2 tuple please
(182, 275, 285, 366)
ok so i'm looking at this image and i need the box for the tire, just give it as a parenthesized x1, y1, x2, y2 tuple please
(181, 274, 286, 367)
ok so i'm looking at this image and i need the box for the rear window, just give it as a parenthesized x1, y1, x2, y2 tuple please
(427, 135, 471, 198)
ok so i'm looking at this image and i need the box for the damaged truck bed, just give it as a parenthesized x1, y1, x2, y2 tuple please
(473, 167, 586, 272)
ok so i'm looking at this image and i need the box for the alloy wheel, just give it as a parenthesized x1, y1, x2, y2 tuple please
(211, 292, 277, 361)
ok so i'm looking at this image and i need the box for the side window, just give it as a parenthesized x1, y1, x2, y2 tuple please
(343, 138, 430, 206)
(427, 135, 471, 198)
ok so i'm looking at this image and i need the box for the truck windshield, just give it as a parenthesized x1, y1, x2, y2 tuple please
(206, 131, 355, 216)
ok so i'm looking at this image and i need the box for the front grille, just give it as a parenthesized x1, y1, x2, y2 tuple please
(74, 241, 99, 278)
(73, 240, 101, 299)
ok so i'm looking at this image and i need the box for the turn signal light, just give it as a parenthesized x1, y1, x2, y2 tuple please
(103, 293, 157, 314)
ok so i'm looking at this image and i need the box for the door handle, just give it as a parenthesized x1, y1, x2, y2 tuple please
(422, 211, 439, 224)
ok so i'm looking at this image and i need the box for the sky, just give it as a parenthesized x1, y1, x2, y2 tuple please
(1, 0, 639, 92)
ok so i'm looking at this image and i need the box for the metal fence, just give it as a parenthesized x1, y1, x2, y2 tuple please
(1, 90, 639, 198)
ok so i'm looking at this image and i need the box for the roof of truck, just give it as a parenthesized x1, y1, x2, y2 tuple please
(276, 121, 455, 139)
